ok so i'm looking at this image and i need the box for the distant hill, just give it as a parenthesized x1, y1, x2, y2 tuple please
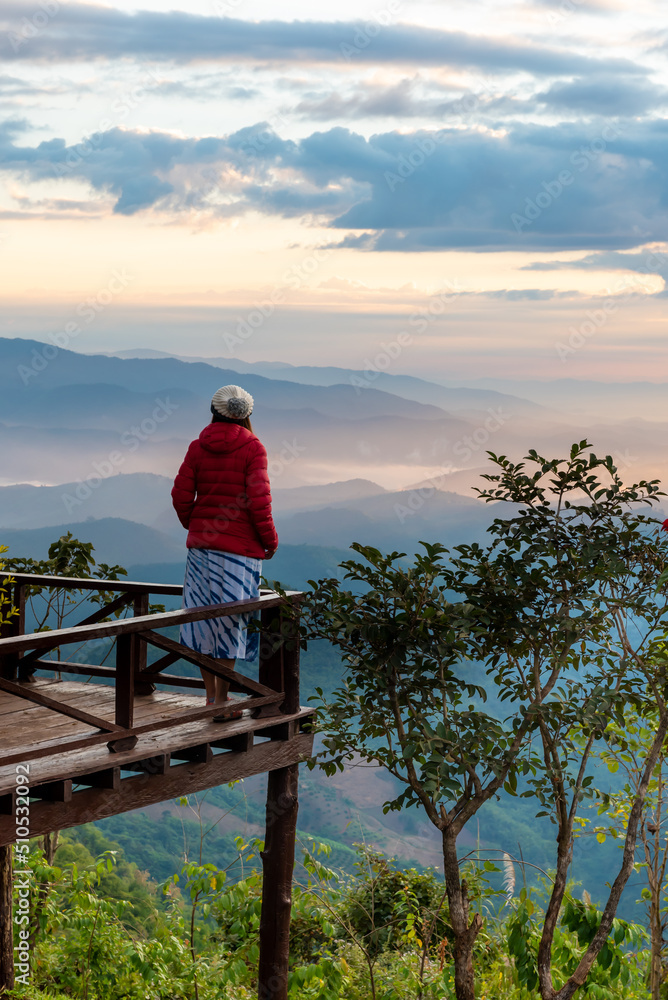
(0, 382, 204, 433)
(272, 478, 386, 513)
(4, 337, 666, 495)
(98, 348, 545, 417)
(458, 376, 668, 423)
(0, 473, 178, 531)
(127, 543, 354, 593)
(0, 473, 388, 534)
(403, 466, 491, 497)
(0, 338, 488, 488)
(0, 486, 499, 570)
(0, 338, 449, 422)
(1, 517, 184, 567)
(277, 488, 499, 552)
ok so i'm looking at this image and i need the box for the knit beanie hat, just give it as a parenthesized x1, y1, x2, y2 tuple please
(211, 385, 254, 419)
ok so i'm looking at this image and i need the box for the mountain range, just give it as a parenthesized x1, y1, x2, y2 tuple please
(0, 337, 663, 906)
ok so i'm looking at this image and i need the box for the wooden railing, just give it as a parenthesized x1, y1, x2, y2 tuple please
(0, 572, 302, 766)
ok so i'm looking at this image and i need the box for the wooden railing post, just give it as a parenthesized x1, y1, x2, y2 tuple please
(0, 583, 24, 682)
(0, 844, 14, 995)
(133, 593, 155, 696)
(258, 762, 299, 1000)
(282, 605, 300, 717)
(115, 633, 137, 730)
(256, 607, 284, 719)
(256, 600, 301, 718)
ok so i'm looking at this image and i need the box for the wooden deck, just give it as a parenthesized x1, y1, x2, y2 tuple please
(0, 677, 313, 845)
(0, 573, 313, 848)
(0, 572, 313, 998)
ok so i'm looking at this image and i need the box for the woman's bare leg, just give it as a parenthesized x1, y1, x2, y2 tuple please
(201, 668, 216, 703)
(215, 659, 235, 703)
(201, 660, 236, 704)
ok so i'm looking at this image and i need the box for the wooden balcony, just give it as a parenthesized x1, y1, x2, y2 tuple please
(0, 571, 314, 846)
(0, 569, 314, 997)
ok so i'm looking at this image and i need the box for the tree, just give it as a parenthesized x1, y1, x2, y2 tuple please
(0, 545, 16, 630)
(302, 443, 668, 1000)
(590, 700, 668, 999)
(4, 531, 136, 646)
(3, 532, 164, 675)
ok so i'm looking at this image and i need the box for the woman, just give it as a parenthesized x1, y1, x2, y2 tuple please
(171, 385, 278, 719)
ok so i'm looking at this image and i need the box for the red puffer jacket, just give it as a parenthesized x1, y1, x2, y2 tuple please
(171, 423, 278, 559)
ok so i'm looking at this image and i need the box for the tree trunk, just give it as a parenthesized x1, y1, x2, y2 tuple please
(442, 828, 482, 1000)
(537, 825, 573, 1000)
(258, 764, 299, 1000)
(0, 845, 14, 996)
(546, 710, 668, 1000)
(648, 803, 663, 1000)
(650, 894, 662, 1000)
(43, 831, 59, 866)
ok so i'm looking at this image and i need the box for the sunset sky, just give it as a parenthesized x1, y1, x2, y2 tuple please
(1, 0, 667, 380)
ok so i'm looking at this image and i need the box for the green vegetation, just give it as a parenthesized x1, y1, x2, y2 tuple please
(302, 443, 668, 999)
(6, 825, 654, 1000)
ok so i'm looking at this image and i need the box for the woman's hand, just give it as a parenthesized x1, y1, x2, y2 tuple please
(264, 548, 277, 560)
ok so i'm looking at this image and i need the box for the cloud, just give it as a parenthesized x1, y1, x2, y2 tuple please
(322, 120, 668, 251)
(485, 288, 562, 300)
(296, 79, 427, 121)
(523, 248, 668, 273)
(0, 2, 647, 79)
(527, 0, 626, 10)
(536, 75, 668, 116)
(0, 74, 71, 97)
(293, 77, 536, 122)
(3, 117, 668, 251)
(292, 72, 668, 124)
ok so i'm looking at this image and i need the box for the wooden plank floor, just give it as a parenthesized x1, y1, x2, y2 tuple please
(0, 678, 314, 796)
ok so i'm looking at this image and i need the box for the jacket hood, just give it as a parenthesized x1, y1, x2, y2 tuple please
(198, 423, 254, 454)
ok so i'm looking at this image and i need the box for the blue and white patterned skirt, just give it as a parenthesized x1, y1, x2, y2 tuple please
(180, 548, 261, 661)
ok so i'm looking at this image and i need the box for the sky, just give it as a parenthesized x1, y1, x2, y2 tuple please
(0, 0, 667, 381)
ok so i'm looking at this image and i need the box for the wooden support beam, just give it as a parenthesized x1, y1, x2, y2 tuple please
(140, 630, 275, 698)
(170, 744, 213, 764)
(0, 675, 120, 733)
(282, 609, 301, 717)
(122, 754, 170, 775)
(33, 659, 117, 680)
(0, 795, 15, 817)
(0, 732, 313, 846)
(76, 768, 121, 791)
(258, 763, 299, 1000)
(255, 606, 284, 719)
(0, 845, 14, 995)
(133, 593, 156, 695)
(0, 592, 302, 656)
(0, 571, 183, 597)
(142, 650, 179, 675)
(107, 735, 138, 754)
(212, 732, 254, 754)
(31, 780, 72, 803)
(115, 633, 137, 730)
(32, 660, 204, 689)
(259, 720, 298, 742)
